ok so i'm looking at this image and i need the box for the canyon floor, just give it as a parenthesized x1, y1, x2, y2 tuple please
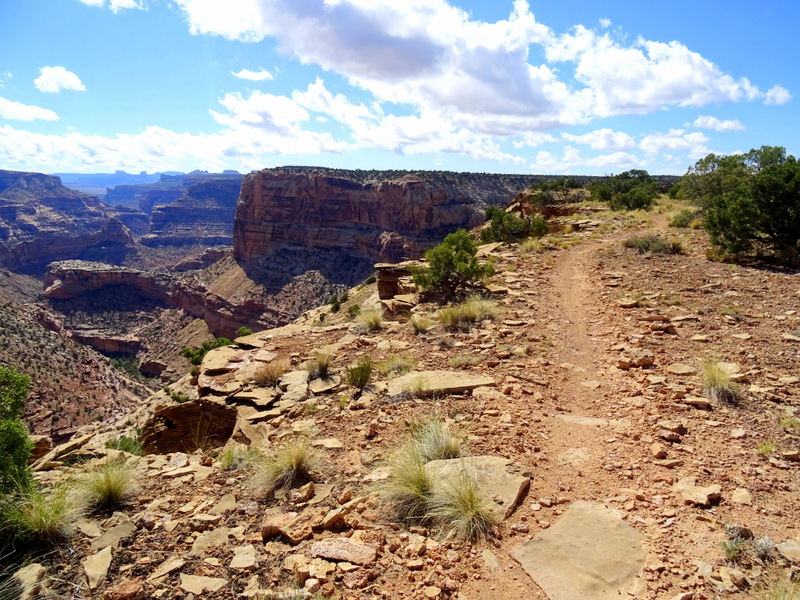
(18, 206, 800, 600)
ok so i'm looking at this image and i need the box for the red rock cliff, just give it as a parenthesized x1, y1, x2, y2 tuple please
(234, 168, 540, 263)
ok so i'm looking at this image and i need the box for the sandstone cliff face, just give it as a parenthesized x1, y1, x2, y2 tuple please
(234, 168, 541, 263)
(142, 178, 241, 246)
(0, 170, 136, 271)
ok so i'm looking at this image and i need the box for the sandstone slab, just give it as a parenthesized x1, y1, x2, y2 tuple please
(425, 455, 529, 521)
(179, 574, 228, 594)
(387, 371, 495, 397)
(83, 546, 113, 590)
(511, 501, 646, 600)
(90, 521, 136, 550)
(311, 538, 378, 566)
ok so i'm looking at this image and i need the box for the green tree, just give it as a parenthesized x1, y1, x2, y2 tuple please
(703, 148, 800, 263)
(480, 206, 547, 243)
(588, 170, 659, 210)
(412, 230, 495, 300)
(0, 365, 32, 495)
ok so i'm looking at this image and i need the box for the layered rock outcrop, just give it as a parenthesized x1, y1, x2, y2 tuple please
(0, 170, 137, 271)
(234, 168, 541, 263)
(142, 178, 241, 246)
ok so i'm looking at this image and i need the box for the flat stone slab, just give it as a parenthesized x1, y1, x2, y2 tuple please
(309, 376, 341, 394)
(90, 521, 136, 550)
(387, 371, 495, 397)
(201, 346, 243, 373)
(83, 546, 112, 590)
(511, 501, 646, 600)
(425, 455, 529, 521)
(179, 574, 228, 594)
(311, 538, 377, 566)
(666, 363, 697, 376)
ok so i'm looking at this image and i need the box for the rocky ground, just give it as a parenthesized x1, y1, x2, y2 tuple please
(13, 206, 800, 600)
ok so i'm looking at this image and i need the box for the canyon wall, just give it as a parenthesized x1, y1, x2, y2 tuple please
(234, 167, 542, 263)
(0, 170, 138, 271)
(142, 178, 241, 246)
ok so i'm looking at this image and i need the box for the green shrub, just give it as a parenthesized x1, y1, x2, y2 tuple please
(329, 295, 341, 313)
(669, 209, 697, 228)
(412, 230, 495, 300)
(181, 337, 232, 366)
(623, 235, 685, 255)
(365, 274, 377, 285)
(688, 146, 800, 264)
(236, 326, 253, 337)
(0, 366, 32, 496)
(346, 356, 373, 389)
(347, 305, 361, 319)
(481, 206, 547, 243)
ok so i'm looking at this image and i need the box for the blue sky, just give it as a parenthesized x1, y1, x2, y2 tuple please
(0, 0, 796, 175)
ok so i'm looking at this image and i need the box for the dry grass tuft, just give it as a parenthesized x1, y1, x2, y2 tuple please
(76, 457, 138, 512)
(438, 295, 497, 331)
(250, 438, 316, 492)
(305, 351, 333, 380)
(702, 359, 741, 405)
(384, 445, 433, 524)
(428, 469, 497, 541)
(253, 358, 290, 387)
(407, 313, 433, 334)
(410, 417, 463, 462)
(356, 307, 384, 333)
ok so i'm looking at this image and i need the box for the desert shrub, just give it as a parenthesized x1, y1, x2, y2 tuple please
(251, 438, 315, 492)
(481, 206, 547, 244)
(356, 307, 383, 333)
(407, 313, 432, 334)
(623, 235, 686, 255)
(329, 295, 341, 313)
(253, 359, 290, 387)
(686, 146, 800, 263)
(669, 209, 697, 228)
(346, 355, 373, 389)
(236, 326, 253, 337)
(181, 337, 232, 366)
(428, 469, 497, 541)
(753, 570, 800, 600)
(77, 457, 138, 511)
(104, 436, 143, 456)
(365, 274, 377, 285)
(702, 360, 741, 405)
(305, 352, 333, 380)
(412, 229, 495, 300)
(347, 305, 361, 319)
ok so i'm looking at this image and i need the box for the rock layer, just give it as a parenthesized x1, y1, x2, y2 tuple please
(234, 167, 542, 263)
(0, 170, 137, 271)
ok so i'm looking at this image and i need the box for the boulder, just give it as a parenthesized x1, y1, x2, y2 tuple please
(140, 399, 237, 454)
(673, 476, 722, 506)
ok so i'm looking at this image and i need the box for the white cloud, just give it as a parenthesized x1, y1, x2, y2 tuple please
(0, 72, 11, 88)
(34, 66, 86, 93)
(765, 85, 791, 105)
(76, 0, 143, 12)
(529, 146, 640, 172)
(599, 18, 611, 28)
(691, 115, 745, 132)
(0, 97, 59, 121)
(561, 128, 635, 151)
(231, 68, 273, 81)
(640, 128, 708, 155)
